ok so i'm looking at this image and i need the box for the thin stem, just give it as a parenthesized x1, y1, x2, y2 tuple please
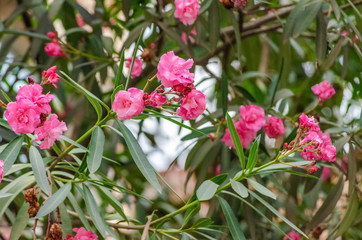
(143, 74, 157, 91)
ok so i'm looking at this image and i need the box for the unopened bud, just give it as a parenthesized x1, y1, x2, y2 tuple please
(27, 76, 35, 84)
(150, 43, 156, 49)
(308, 165, 319, 174)
(208, 133, 216, 141)
(283, 143, 288, 149)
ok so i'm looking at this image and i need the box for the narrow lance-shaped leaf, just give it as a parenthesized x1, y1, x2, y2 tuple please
(114, 48, 125, 87)
(226, 113, 245, 169)
(29, 146, 50, 195)
(87, 126, 105, 173)
(196, 180, 218, 201)
(0, 136, 24, 174)
(316, 9, 327, 65)
(247, 179, 276, 200)
(221, 72, 228, 117)
(36, 183, 72, 218)
(125, 30, 143, 90)
(246, 135, 260, 172)
(218, 197, 247, 240)
(230, 179, 248, 198)
(9, 202, 29, 240)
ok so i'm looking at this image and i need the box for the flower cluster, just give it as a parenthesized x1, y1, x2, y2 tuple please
(66, 227, 98, 240)
(112, 51, 206, 121)
(0, 159, 4, 183)
(174, 0, 200, 25)
(311, 80, 335, 102)
(264, 116, 286, 139)
(297, 114, 336, 162)
(4, 67, 67, 149)
(44, 31, 66, 57)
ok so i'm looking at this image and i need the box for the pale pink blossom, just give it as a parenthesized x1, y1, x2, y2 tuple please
(66, 227, 98, 240)
(299, 113, 319, 132)
(147, 92, 167, 107)
(0, 159, 4, 183)
(232, 0, 249, 8)
(5, 99, 41, 134)
(35, 114, 67, 149)
(44, 41, 66, 57)
(322, 167, 331, 182)
(126, 58, 143, 78)
(311, 81, 335, 102)
(157, 51, 194, 88)
(222, 120, 257, 148)
(239, 105, 265, 132)
(16, 84, 54, 114)
(283, 231, 301, 240)
(176, 89, 206, 120)
(174, 0, 200, 25)
(42, 66, 59, 88)
(112, 88, 145, 120)
(264, 116, 285, 138)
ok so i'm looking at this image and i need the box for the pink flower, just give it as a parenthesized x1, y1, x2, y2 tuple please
(181, 28, 197, 44)
(239, 105, 265, 132)
(147, 92, 167, 107)
(283, 231, 301, 240)
(42, 66, 59, 88)
(322, 167, 331, 182)
(221, 120, 257, 148)
(176, 90, 206, 120)
(308, 165, 319, 174)
(299, 113, 319, 131)
(311, 81, 335, 102)
(44, 41, 66, 57)
(0, 160, 4, 183)
(35, 114, 67, 149)
(47, 32, 57, 39)
(264, 116, 285, 138)
(126, 58, 143, 78)
(157, 51, 194, 88)
(5, 99, 41, 134)
(231, 0, 249, 8)
(320, 144, 336, 162)
(174, 0, 200, 25)
(112, 88, 145, 120)
(16, 84, 54, 114)
(76, 14, 85, 27)
(66, 227, 98, 240)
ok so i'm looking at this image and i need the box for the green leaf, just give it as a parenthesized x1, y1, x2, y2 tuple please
(67, 191, 92, 230)
(230, 179, 249, 198)
(0, 192, 13, 198)
(234, 85, 257, 103)
(114, 49, 125, 87)
(36, 183, 72, 218)
(199, 0, 213, 14)
(248, 190, 308, 238)
(83, 184, 116, 238)
(1, 89, 12, 103)
(247, 179, 276, 200)
(0, 136, 24, 174)
(9, 202, 29, 240)
(95, 186, 128, 222)
(316, 9, 327, 65)
(246, 135, 260, 172)
(330, 0, 340, 20)
(193, 218, 213, 228)
(181, 126, 216, 141)
(29, 146, 50, 195)
(196, 180, 218, 201)
(125, 30, 143, 89)
(221, 72, 228, 117)
(87, 126, 105, 173)
(323, 38, 344, 71)
(210, 173, 228, 185)
(116, 120, 162, 193)
(208, 0, 220, 51)
(218, 197, 247, 240)
(334, 191, 359, 237)
(182, 202, 200, 227)
(274, 88, 294, 103)
(226, 113, 245, 169)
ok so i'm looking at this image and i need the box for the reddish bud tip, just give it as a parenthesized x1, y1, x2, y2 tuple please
(27, 76, 35, 84)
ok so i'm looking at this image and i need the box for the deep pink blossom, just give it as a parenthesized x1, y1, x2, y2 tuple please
(222, 120, 257, 148)
(16, 84, 54, 114)
(311, 81, 335, 102)
(308, 165, 319, 174)
(42, 66, 59, 88)
(176, 90, 206, 120)
(35, 114, 67, 149)
(322, 167, 331, 182)
(283, 231, 301, 240)
(232, 0, 249, 8)
(299, 113, 319, 132)
(126, 58, 143, 78)
(0, 160, 4, 183)
(47, 32, 57, 39)
(147, 92, 167, 107)
(157, 51, 194, 88)
(239, 105, 265, 132)
(112, 88, 145, 120)
(5, 99, 41, 134)
(44, 41, 66, 57)
(66, 227, 98, 240)
(174, 0, 200, 25)
(320, 144, 336, 162)
(264, 116, 285, 138)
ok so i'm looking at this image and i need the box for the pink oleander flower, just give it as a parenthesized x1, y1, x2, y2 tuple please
(322, 167, 331, 182)
(308, 165, 319, 174)
(0, 159, 4, 183)
(5, 99, 41, 134)
(320, 144, 336, 162)
(44, 41, 66, 57)
(66, 227, 98, 240)
(181, 28, 197, 44)
(283, 231, 301, 240)
(16, 84, 54, 114)
(239, 105, 265, 132)
(264, 116, 285, 138)
(126, 58, 143, 78)
(176, 89, 206, 120)
(35, 114, 67, 149)
(232, 0, 249, 8)
(157, 51, 194, 88)
(42, 66, 59, 88)
(299, 113, 319, 132)
(147, 92, 167, 107)
(174, 0, 200, 25)
(311, 81, 335, 102)
(76, 13, 85, 27)
(112, 88, 145, 120)
(222, 120, 257, 148)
